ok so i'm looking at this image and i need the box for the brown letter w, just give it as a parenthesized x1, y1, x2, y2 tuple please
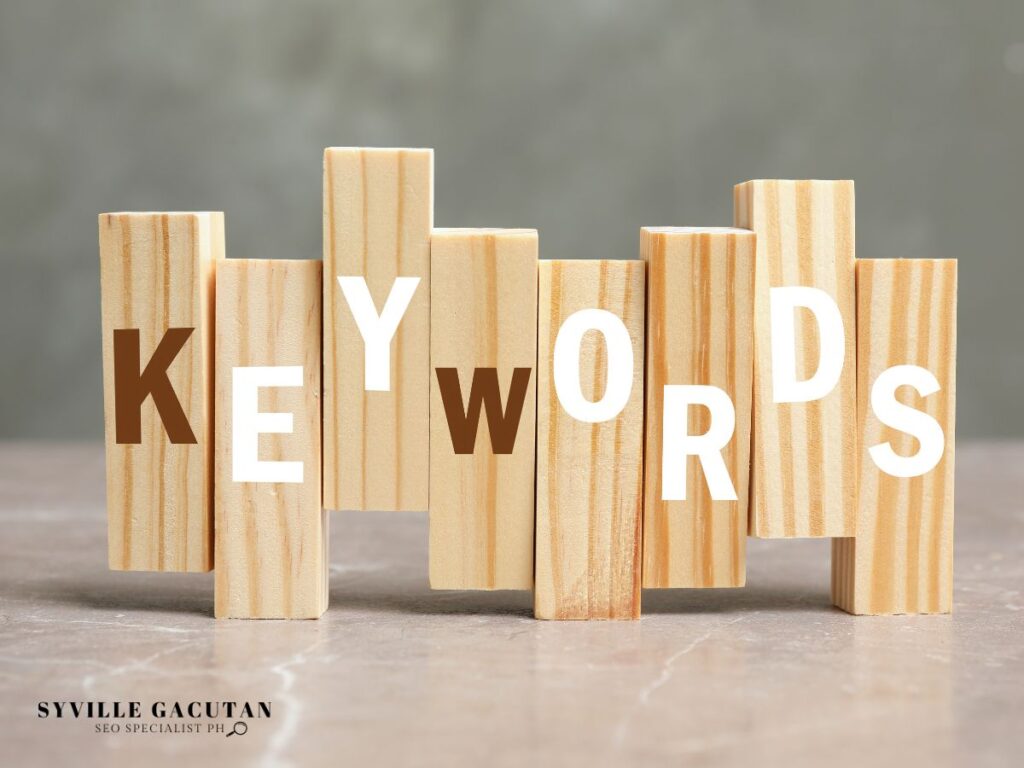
(435, 367, 532, 454)
(113, 328, 197, 444)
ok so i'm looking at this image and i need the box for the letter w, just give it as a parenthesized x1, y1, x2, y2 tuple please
(435, 367, 532, 454)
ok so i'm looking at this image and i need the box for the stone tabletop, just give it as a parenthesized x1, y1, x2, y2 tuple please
(1, 442, 1021, 767)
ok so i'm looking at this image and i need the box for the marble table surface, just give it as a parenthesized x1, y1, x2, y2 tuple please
(1, 442, 1021, 767)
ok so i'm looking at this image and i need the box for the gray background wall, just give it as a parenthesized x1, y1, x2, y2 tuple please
(1, 0, 1021, 439)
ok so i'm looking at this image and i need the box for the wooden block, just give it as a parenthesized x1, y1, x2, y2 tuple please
(323, 147, 432, 512)
(641, 228, 755, 588)
(535, 260, 645, 620)
(734, 180, 856, 538)
(429, 229, 538, 589)
(98, 212, 222, 572)
(214, 259, 327, 619)
(832, 259, 957, 615)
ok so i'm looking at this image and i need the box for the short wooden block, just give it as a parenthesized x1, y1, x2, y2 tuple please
(535, 260, 645, 620)
(641, 228, 755, 588)
(98, 212, 222, 572)
(323, 147, 432, 512)
(429, 229, 538, 590)
(832, 259, 957, 615)
(734, 180, 856, 538)
(214, 259, 327, 619)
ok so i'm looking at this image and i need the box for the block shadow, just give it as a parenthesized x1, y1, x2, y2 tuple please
(20, 574, 214, 618)
(19, 570, 835, 621)
(640, 584, 834, 615)
(326, 568, 834, 618)
(328, 574, 534, 618)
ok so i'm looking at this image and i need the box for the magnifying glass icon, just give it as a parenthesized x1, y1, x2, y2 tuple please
(226, 721, 248, 738)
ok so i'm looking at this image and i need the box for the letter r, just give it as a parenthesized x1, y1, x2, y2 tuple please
(661, 384, 738, 501)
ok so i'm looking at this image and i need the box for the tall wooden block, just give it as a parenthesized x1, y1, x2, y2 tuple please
(832, 259, 957, 615)
(214, 259, 327, 619)
(98, 212, 222, 572)
(535, 260, 645, 620)
(323, 147, 432, 512)
(734, 180, 856, 538)
(429, 229, 538, 589)
(641, 228, 755, 588)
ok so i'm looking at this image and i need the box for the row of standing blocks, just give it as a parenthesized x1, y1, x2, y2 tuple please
(98, 148, 957, 620)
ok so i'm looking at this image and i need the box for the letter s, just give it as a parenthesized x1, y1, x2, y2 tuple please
(869, 364, 945, 478)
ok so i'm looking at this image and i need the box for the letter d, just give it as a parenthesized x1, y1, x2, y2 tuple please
(769, 286, 845, 404)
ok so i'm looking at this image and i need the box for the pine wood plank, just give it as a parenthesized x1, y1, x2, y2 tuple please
(98, 212, 221, 571)
(323, 147, 432, 512)
(214, 259, 327, 619)
(641, 228, 754, 588)
(734, 180, 856, 538)
(832, 258, 957, 615)
(429, 228, 538, 590)
(535, 260, 645, 619)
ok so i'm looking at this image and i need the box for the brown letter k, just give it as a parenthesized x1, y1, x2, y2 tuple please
(113, 328, 197, 444)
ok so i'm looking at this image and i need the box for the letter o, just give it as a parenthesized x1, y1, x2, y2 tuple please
(552, 309, 634, 423)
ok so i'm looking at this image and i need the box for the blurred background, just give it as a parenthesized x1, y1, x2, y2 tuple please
(0, 0, 1021, 439)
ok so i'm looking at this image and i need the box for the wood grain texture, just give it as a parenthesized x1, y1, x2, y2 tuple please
(429, 229, 538, 590)
(641, 228, 755, 588)
(214, 259, 327, 619)
(734, 180, 856, 538)
(535, 260, 644, 620)
(832, 259, 957, 615)
(323, 147, 432, 512)
(98, 212, 221, 572)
